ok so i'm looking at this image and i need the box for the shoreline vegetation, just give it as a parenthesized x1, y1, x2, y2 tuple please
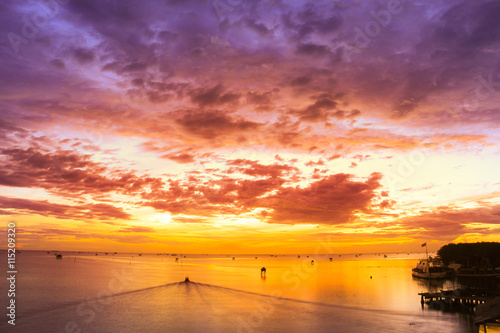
(434, 242, 500, 294)
(437, 242, 500, 269)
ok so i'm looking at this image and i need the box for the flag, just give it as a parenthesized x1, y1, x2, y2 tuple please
(421, 242, 427, 247)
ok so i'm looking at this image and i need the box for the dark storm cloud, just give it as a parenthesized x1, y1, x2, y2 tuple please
(0, 195, 131, 220)
(189, 85, 241, 107)
(226, 159, 300, 178)
(1, 0, 498, 138)
(263, 172, 384, 225)
(0, 147, 163, 196)
(161, 151, 196, 164)
(398, 204, 500, 239)
(0, 0, 498, 236)
(290, 94, 338, 122)
(175, 110, 262, 139)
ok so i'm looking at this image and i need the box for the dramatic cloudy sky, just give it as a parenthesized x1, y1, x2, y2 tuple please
(0, 0, 499, 253)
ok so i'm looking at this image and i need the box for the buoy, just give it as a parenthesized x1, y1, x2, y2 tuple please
(185, 276, 190, 283)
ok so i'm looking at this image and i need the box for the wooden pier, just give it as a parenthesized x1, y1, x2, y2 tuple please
(475, 297, 500, 332)
(419, 290, 492, 312)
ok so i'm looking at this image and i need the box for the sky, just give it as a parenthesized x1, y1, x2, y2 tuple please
(0, 0, 499, 253)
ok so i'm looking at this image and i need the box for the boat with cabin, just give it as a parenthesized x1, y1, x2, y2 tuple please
(412, 243, 447, 279)
(412, 256, 447, 279)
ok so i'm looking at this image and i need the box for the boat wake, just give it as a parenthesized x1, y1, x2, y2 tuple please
(5, 281, 463, 333)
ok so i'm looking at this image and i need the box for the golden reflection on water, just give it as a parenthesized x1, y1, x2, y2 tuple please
(9, 252, 462, 314)
(0, 251, 477, 332)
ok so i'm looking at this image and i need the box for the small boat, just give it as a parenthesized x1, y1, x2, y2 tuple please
(412, 257, 447, 279)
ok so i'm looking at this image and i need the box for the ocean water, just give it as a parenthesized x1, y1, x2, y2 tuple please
(0, 251, 477, 332)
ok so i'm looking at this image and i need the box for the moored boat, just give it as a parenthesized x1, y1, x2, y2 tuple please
(412, 256, 447, 279)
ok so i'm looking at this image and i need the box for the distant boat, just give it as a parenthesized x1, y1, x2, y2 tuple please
(412, 257, 447, 279)
(56, 254, 62, 259)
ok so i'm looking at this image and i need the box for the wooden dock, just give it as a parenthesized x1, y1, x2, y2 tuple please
(475, 297, 500, 331)
(419, 290, 492, 311)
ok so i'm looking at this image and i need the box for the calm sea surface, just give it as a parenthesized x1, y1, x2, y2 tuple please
(0, 251, 478, 332)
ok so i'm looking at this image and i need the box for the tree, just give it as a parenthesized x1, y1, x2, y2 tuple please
(437, 242, 500, 267)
